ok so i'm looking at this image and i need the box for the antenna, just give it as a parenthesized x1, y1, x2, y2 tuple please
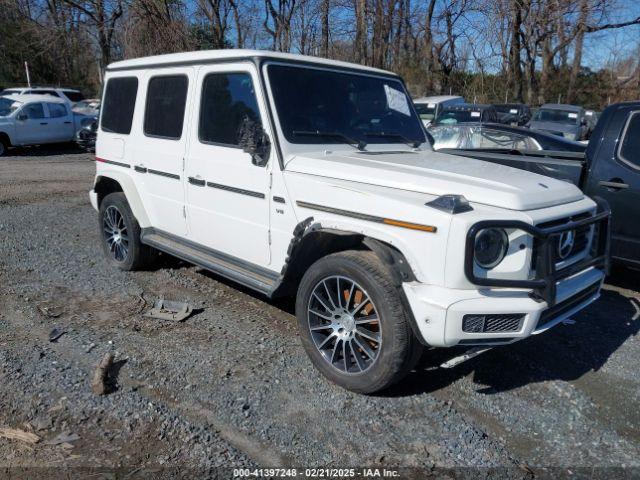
(25, 62, 31, 87)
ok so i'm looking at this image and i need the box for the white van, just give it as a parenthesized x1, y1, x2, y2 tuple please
(91, 50, 609, 393)
(414, 95, 465, 127)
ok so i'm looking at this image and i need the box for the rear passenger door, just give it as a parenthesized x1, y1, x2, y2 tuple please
(45, 102, 74, 142)
(184, 64, 272, 267)
(131, 70, 193, 237)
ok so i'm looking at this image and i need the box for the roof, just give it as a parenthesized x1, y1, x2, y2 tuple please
(2, 93, 66, 104)
(2, 87, 80, 93)
(29, 87, 81, 93)
(413, 95, 463, 103)
(540, 103, 582, 111)
(108, 49, 395, 76)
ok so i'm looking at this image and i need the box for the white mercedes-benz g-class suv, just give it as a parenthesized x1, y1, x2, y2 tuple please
(91, 50, 610, 393)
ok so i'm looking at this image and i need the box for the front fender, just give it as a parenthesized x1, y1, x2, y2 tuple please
(294, 213, 449, 286)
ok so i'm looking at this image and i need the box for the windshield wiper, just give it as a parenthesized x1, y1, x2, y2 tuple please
(292, 130, 367, 151)
(364, 132, 423, 148)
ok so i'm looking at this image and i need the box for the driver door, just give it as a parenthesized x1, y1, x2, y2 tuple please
(15, 103, 47, 144)
(184, 64, 273, 267)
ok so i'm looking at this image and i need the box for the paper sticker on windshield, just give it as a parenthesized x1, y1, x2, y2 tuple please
(471, 111, 481, 117)
(384, 85, 410, 116)
(568, 112, 578, 119)
(428, 103, 436, 108)
(509, 109, 518, 114)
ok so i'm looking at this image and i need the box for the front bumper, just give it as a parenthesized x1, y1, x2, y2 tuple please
(403, 198, 610, 347)
(403, 266, 604, 347)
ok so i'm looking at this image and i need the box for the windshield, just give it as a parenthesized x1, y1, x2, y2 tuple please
(267, 64, 426, 146)
(0, 98, 21, 116)
(435, 109, 482, 125)
(428, 125, 540, 151)
(533, 108, 579, 125)
(414, 103, 436, 121)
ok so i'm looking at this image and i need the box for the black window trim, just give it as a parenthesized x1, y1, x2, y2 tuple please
(197, 70, 262, 150)
(616, 110, 640, 172)
(143, 73, 190, 141)
(100, 76, 139, 135)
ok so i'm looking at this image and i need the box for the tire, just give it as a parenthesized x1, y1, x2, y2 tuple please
(296, 250, 423, 394)
(0, 138, 7, 157)
(99, 192, 156, 271)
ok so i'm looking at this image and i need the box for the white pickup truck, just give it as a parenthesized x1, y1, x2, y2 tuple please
(90, 50, 610, 393)
(0, 94, 92, 156)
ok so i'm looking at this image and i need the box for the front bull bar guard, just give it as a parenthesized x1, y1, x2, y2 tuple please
(464, 197, 611, 306)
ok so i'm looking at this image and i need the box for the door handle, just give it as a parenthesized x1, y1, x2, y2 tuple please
(40, 122, 48, 125)
(64, 121, 72, 124)
(599, 179, 629, 190)
(188, 176, 205, 186)
(134, 164, 147, 173)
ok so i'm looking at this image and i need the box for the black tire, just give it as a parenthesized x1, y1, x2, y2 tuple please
(99, 192, 156, 271)
(296, 250, 423, 394)
(0, 138, 7, 157)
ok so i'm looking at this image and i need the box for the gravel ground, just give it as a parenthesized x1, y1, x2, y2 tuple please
(0, 147, 638, 478)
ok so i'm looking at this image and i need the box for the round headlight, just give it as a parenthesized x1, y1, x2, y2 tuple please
(474, 228, 508, 269)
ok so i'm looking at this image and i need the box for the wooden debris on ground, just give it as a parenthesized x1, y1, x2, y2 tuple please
(0, 428, 41, 444)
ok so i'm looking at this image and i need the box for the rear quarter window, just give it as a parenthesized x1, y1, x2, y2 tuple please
(101, 77, 139, 135)
(144, 75, 189, 140)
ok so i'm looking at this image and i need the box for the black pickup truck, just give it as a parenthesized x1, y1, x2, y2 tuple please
(439, 101, 640, 267)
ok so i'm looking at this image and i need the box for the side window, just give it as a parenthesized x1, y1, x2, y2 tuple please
(101, 77, 138, 135)
(23, 103, 45, 119)
(47, 103, 68, 118)
(199, 72, 262, 146)
(619, 112, 640, 169)
(144, 75, 189, 139)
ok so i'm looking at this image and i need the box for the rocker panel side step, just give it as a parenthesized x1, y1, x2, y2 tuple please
(140, 228, 279, 296)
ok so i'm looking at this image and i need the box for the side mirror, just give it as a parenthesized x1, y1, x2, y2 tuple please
(17, 113, 28, 121)
(238, 117, 270, 167)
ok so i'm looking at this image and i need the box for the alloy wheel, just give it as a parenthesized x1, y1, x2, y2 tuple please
(307, 275, 381, 374)
(103, 205, 129, 262)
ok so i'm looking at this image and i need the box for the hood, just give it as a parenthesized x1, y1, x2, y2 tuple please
(529, 121, 578, 136)
(285, 149, 583, 211)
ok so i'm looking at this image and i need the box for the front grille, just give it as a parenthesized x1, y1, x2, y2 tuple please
(536, 282, 600, 330)
(533, 211, 593, 270)
(462, 314, 525, 333)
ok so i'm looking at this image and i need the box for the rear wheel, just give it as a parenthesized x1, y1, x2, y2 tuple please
(99, 192, 156, 271)
(0, 138, 7, 157)
(296, 250, 422, 393)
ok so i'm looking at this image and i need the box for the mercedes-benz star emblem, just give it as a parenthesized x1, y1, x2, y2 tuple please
(557, 230, 576, 260)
